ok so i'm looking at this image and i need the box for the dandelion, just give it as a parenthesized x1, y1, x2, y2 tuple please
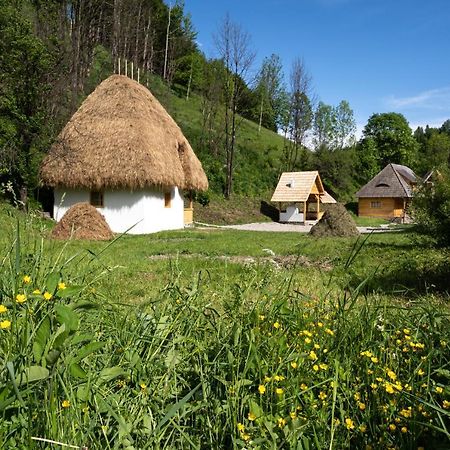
(435, 386, 443, 394)
(275, 387, 284, 395)
(248, 412, 256, 421)
(277, 417, 286, 428)
(23, 275, 31, 284)
(290, 361, 298, 369)
(258, 385, 266, 394)
(345, 418, 355, 430)
(16, 294, 26, 304)
(0, 305, 7, 314)
(61, 400, 71, 408)
(0, 320, 11, 330)
(58, 282, 67, 290)
(273, 321, 281, 329)
(43, 292, 53, 301)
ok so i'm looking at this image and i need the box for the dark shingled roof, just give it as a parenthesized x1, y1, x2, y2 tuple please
(356, 164, 417, 198)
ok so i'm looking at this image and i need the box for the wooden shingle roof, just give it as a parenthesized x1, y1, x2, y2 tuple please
(271, 171, 325, 202)
(356, 164, 417, 199)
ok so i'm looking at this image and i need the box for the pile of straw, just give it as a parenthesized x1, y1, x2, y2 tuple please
(310, 203, 359, 237)
(51, 203, 114, 240)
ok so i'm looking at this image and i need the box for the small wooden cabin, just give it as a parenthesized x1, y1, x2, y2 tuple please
(271, 171, 336, 224)
(356, 164, 417, 220)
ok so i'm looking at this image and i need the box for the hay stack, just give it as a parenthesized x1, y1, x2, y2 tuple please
(51, 203, 114, 240)
(40, 75, 208, 192)
(310, 203, 359, 237)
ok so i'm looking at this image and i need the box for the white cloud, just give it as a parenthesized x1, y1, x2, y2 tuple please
(386, 87, 450, 110)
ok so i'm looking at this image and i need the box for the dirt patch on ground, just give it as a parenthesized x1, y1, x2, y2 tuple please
(51, 202, 114, 240)
(310, 203, 359, 237)
(148, 253, 332, 270)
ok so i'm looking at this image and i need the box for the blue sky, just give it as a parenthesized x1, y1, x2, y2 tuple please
(184, 0, 450, 136)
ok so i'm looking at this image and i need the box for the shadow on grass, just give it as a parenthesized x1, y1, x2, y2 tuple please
(260, 200, 278, 222)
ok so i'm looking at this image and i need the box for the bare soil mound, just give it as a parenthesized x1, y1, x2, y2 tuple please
(51, 203, 114, 240)
(310, 203, 359, 237)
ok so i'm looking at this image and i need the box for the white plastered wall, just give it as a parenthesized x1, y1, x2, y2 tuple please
(279, 204, 304, 223)
(54, 187, 184, 234)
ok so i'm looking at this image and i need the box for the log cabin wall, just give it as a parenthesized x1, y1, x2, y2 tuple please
(358, 197, 404, 218)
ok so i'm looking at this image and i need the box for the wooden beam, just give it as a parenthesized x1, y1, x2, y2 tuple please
(316, 194, 320, 220)
(303, 201, 306, 224)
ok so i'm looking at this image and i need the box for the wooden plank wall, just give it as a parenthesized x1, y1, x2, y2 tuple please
(358, 198, 404, 218)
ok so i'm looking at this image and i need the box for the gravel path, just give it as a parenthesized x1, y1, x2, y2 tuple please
(203, 222, 397, 234)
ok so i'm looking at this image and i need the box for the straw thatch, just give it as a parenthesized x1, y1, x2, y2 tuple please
(271, 171, 324, 202)
(40, 75, 208, 192)
(310, 203, 359, 237)
(51, 203, 114, 240)
(356, 164, 416, 199)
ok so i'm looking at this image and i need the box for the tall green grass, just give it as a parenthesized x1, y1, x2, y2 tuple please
(1, 222, 450, 449)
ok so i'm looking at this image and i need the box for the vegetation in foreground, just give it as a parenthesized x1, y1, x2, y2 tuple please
(1, 206, 450, 449)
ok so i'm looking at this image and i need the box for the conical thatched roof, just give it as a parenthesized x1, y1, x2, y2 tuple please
(40, 75, 208, 192)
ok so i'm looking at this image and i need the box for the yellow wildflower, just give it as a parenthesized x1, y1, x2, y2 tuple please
(264, 375, 271, 382)
(273, 321, 280, 329)
(318, 391, 327, 400)
(440, 340, 447, 347)
(61, 400, 71, 408)
(358, 402, 366, 411)
(304, 337, 311, 344)
(300, 383, 308, 391)
(258, 385, 266, 394)
(277, 417, 286, 428)
(1, 320, 12, 330)
(400, 407, 412, 418)
(325, 328, 334, 336)
(359, 424, 367, 433)
(403, 328, 410, 335)
(0, 305, 7, 314)
(367, 369, 374, 375)
(313, 364, 319, 371)
(32, 289, 41, 295)
(140, 383, 147, 391)
(319, 363, 328, 370)
(417, 368, 425, 376)
(43, 292, 53, 301)
(23, 275, 31, 284)
(385, 383, 395, 394)
(290, 411, 297, 419)
(401, 426, 408, 433)
(259, 315, 265, 320)
(317, 322, 323, 327)
(386, 369, 397, 381)
(435, 386, 443, 394)
(16, 294, 26, 304)
(443, 400, 450, 409)
(371, 357, 378, 363)
(314, 343, 320, 349)
(274, 375, 285, 381)
(389, 423, 396, 431)
(58, 282, 67, 290)
(370, 383, 378, 390)
(345, 418, 355, 430)
(275, 387, 284, 395)
(308, 350, 317, 360)
(237, 423, 245, 432)
(248, 412, 256, 421)
(353, 392, 361, 401)
(290, 361, 298, 369)
(242, 433, 250, 442)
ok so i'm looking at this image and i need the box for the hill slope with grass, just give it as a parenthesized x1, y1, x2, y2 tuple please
(142, 76, 287, 197)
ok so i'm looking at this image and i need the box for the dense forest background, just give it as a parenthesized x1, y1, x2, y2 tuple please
(1, 0, 450, 207)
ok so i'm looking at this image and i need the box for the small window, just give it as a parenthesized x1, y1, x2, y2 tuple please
(90, 191, 104, 207)
(164, 191, 172, 208)
(370, 201, 382, 209)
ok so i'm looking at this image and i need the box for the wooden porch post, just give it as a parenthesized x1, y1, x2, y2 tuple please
(316, 194, 320, 220)
(303, 201, 306, 224)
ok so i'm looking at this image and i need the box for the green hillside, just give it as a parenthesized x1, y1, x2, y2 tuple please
(143, 76, 287, 197)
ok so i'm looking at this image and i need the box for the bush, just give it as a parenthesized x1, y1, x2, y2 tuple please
(411, 169, 450, 246)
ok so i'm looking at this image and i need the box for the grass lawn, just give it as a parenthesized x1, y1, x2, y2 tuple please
(1, 203, 450, 449)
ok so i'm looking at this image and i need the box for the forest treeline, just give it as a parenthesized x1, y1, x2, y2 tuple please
(1, 0, 450, 205)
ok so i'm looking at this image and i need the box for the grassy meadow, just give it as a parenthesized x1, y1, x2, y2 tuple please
(1, 203, 450, 449)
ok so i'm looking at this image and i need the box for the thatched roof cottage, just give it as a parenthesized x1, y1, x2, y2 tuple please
(356, 163, 416, 220)
(40, 75, 208, 234)
(271, 171, 336, 223)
